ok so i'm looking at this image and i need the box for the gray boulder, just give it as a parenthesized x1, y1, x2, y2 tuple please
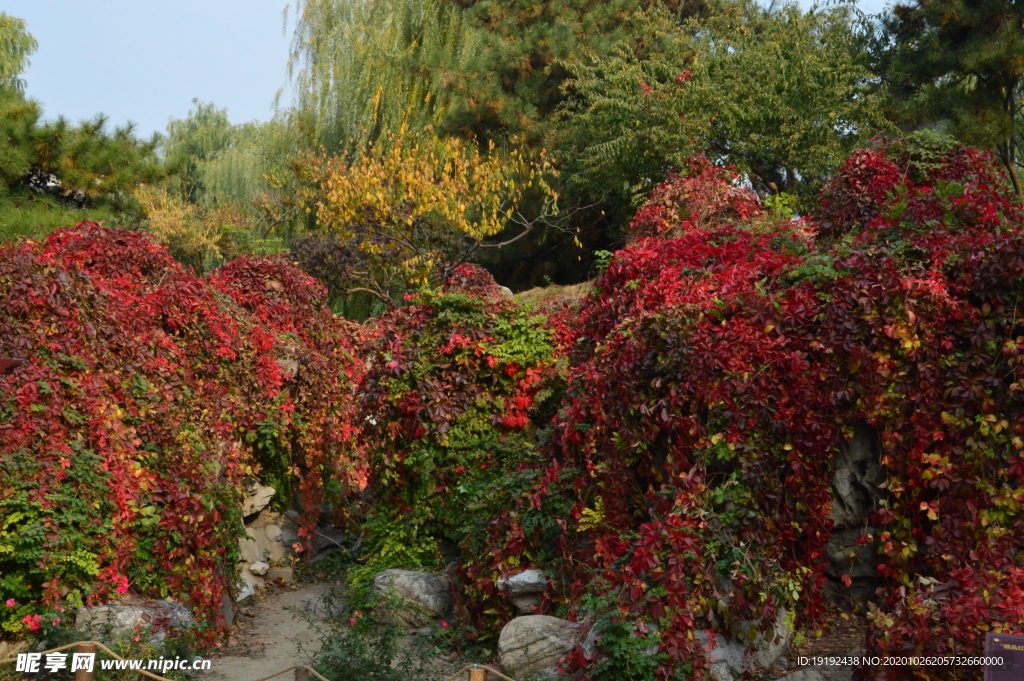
(498, 569, 549, 615)
(498, 615, 584, 679)
(742, 607, 793, 669)
(829, 425, 882, 530)
(373, 569, 452, 629)
(76, 600, 192, 641)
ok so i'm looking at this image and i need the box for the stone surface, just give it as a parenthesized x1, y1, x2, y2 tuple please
(743, 608, 793, 669)
(76, 599, 193, 640)
(236, 566, 265, 603)
(827, 424, 884, 606)
(694, 609, 793, 681)
(249, 561, 270, 576)
(311, 526, 346, 556)
(221, 592, 238, 628)
(498, 569, 549, 615)
(239, 527, 265, 564)
(695, 630, 746, 681)
(829, 424, 881, 529)
(241, 479, 276, 518)
(299, 591, 346, 619)
(499, 569, 549, 596)
(265, 567, 294, 583)
(373, 569, 452, 629)
(243, 509, 299, 563)
(0, 641, 28, 659)
(276, 358, 300, 380)
(498, 615, 584, 679)
(824, 527, 881, 605)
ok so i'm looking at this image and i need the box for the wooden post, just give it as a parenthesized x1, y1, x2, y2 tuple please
(74, 642, 97, 681)
(468, 664, 488, 681)
(294, 665, 310, 681)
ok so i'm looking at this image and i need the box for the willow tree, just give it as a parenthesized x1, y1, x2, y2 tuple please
(0, 13, 36, 97)
(146, 103, 305, 272)
(286, 0, 472, 154)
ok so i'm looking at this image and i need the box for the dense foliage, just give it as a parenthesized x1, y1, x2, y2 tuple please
(0, 226, 362, 640)
(430, 136, 1022, 679)
(557, 3, 888, 208)
(311, 130, 558, 305)
(353, 265, 561, 584)
(0, 13, 35, 97)
(874, 0, 1024, 194)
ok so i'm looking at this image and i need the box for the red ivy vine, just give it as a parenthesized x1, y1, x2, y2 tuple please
(0, 225, 362, 640)
(466, 142, 1024, 680)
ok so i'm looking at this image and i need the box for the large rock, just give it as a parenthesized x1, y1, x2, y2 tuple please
(0, 641, 27, 659)
(373, 570, 452, 629)
(498, 569, 549, 615)
(311, 525, 346, 557)
(241, 479, 276, 517)
(239, 525, 265, 564)
(299, 591, 346, 619)
(740, 608, 792, 669)
(498, 615, 584, 679)
(76, 600, 192, 641)
(829, 425, 882, 529)
(235, 565, 265, 603)
(243, 509, 299, 563)
(824, 527, 880, 606)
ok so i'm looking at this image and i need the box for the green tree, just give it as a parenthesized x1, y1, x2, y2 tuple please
(145, 104, 306, 272)
(0, 13, 36, 96)
(161, 99, 236, 202)
(873, 0, 1024, 193)
(161, 101, 306, 225)
(438, 0, 688, 146)
(0, 97, 162, 240)
(556, 2, 890, 207)
(286, 0, 467, 154)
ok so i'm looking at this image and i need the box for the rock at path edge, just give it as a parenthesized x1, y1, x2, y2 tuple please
(498, 615, 585, 679)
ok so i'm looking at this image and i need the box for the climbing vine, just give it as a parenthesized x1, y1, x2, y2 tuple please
(0, 225, 362, 640)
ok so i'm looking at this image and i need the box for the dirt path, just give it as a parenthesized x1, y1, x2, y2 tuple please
(207, 582, 334, 681)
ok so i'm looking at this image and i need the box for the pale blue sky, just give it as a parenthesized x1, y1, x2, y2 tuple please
(5, 0, 893, 140)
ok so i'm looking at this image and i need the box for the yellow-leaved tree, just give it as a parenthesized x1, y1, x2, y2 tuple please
(309, 127, 559, 305)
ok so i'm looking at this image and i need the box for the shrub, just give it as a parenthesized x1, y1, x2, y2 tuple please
(0, 224, 362, 641)
(476, 136, 1024, 680)
(353, 265, 562, 597)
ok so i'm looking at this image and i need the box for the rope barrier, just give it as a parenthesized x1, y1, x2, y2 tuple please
(1, 640, 514, 681)
(442, 663, 517, 681)
(1, 640, 178, 681)
(244, 665, 299, 681)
